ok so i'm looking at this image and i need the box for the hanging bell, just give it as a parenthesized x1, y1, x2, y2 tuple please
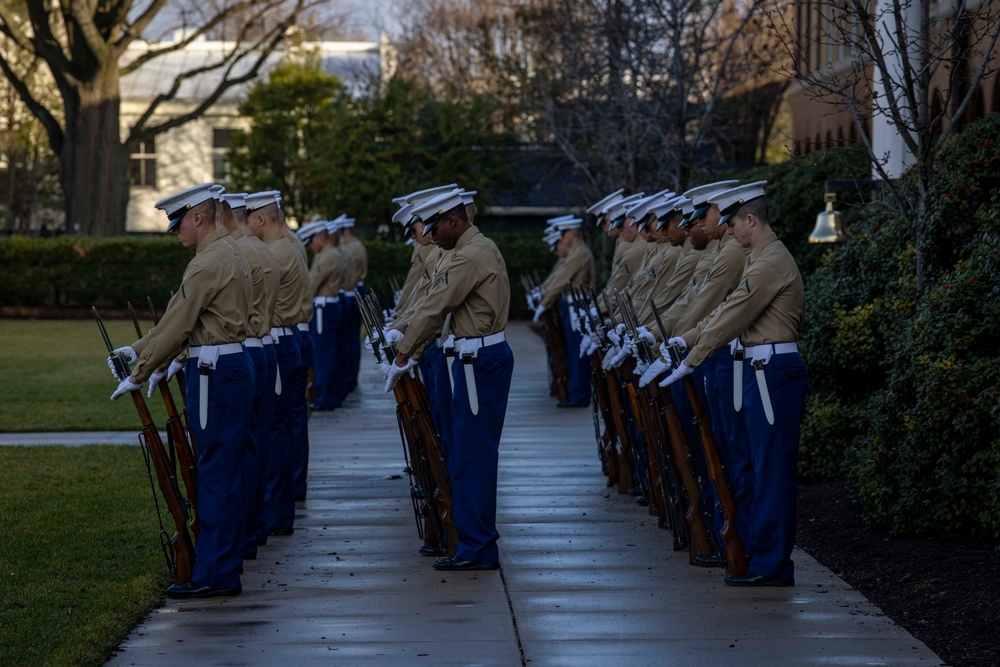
(809, 193, 848, 243)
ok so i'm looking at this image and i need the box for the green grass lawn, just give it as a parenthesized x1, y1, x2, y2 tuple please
(0, 445, 171, 667)
(0, 319, 173, 432)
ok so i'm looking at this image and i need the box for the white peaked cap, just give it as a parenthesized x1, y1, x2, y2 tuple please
(414, 189, 466, 236)
(223, 192, 248, 209)
(651, 196, 690, 229)
(587, 188, 626, 216)
(392, 202, 414, 225)
(296, 221, 327, 242)
(607, 193, 645, 222)
(155, 183, 217, 232)
(393, 183, 459, 206)
(711, 180, 768, 226)
(245, 190, 281, 213)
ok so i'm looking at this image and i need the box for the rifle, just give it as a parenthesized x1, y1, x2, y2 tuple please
(147, 301, 199, 474)
(681, 369, 748, 576)
(129, 302, 200, 538)
(94, 307, 194, 583)
(615, 291, 664, 521)
(574, 287, 618, 487)
(359, 294, 457, 556)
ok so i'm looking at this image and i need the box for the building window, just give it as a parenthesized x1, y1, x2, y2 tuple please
(129, 137, 157, 188)
(212, 128, 239, 184)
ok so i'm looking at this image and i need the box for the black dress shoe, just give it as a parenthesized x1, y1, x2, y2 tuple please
(433, 556, 500, 571)
(693, 553, 724, 568)
(557, 400, 588, 408)
(165, 581, 242, 599)
(419, 544, 447, 557)
(295, 496, 306, 502)
(244, 552, 257, 560)
(268, 527, 294, 536)
(724, 571, 794, 587)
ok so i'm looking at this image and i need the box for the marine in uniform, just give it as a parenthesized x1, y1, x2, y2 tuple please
(299, 220, 345, 411)
(245, 190, 309, 534)
(385, 188, 513, 571)
(219, 190, 282, 560)
(111, 183, 253, 599)
(533, 217, 596, 407)
(657, 181, 807, 586)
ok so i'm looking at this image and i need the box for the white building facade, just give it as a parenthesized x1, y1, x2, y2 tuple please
(120, 34, 393, 232)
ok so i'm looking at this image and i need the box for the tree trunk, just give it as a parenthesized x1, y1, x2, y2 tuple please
(60, 66, 129, 236)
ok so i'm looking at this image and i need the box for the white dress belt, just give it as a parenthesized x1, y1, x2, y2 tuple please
(189, 343, 245, 358)
(745, 342, 798, 361)
(271, 326, 294, 338)
(455, 331, 506, 348)
(244, 337, 264, 348)
(342, 290, 357, 297)
(314, 296, 340, 305)
(297, 323, 310, 332)
(263, 334, 274, 346)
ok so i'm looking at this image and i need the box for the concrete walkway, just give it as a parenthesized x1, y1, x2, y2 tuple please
(4, 323, 943, 666)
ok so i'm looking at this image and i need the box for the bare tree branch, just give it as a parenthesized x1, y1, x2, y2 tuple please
(0, 50, 64, 153)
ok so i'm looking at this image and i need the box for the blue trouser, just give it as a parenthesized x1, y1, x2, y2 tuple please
(184, 350, 254, 589)
(559, 300, 590, 405)
(334, 299, 355, 402)
(703, 346, 753, 555)
(310, 301, 343, 409)
(264, 332, 301, 531)
(252, 343, 278, 546)
(742, 351, 808, 581)
(243, 345, 272, 556)
(449, 340, 514, 564)
(291, 327, 312, 500)
(670, 364, 719, 548)
(343, 295, 361, 392)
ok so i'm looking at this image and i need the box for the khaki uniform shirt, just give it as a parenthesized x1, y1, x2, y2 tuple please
(638, 239, 700, 330)
(131, 229, 250, 382)
(601, 237, 645, 301)
(235, 227, 281, 339)
(267, 234, 311, 328)
(397, 227, 510, 359)
(633, 241, 684, 329)
(397, 244, 439, 317)
(540, 241, 596, 309)
(670, 234, 750, 337)
(310, 245, 347, 297)
(657, 238, 720, 333)
(683, 231, 805, 367)
(342, 236, 368, 285)
(539, 255, 566, 292)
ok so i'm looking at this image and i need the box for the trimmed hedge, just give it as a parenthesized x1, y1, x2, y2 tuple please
(0, 232, 558, 317)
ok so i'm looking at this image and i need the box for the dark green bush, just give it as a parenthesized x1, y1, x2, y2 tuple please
(848, 229, 1000, 538)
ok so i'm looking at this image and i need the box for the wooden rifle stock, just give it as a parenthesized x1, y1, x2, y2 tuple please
(129, 303, 199, 538)
(539, 309, 571, 403)
(682, 376, 748, 576)
(94, 307, 194, 583)
(653, 383, 715, 563)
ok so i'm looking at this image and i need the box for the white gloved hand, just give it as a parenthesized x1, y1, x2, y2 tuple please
(166, 358, 184, 382)
(365, 334, 375, 353)
(639, 356, 672, 388)
(607, 323, 625, 347)
(658, 361, 695, 388)
(147, 370, 166, 398)
(384, 357, 418, 393)
(108, 346, 137, 378)
(532, 304, 546, 322)
(668, 336, 687, 352)
(634, 358, 649, 376)
(636, 326, 656, 346)
(111, 376, 141, 401)
(579, 333, 592, 358)
(586, 339, 600, 356)
(589, 306, 599, 320)
(378, 359, 392, 378)
(609, 335, 634, 368)
(384, 328, 404, 345)
(601, 345, 619, 372)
